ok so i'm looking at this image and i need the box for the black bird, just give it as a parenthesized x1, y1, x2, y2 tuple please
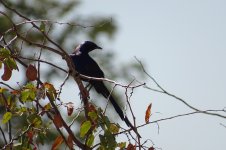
(70, 41, 141, 137)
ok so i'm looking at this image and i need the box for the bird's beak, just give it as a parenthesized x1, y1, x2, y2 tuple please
(97, 46, 102, 50)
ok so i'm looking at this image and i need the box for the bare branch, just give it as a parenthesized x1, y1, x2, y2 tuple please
(0, 82, 16, 90)
(135, 57, 226, 119)
(0, 127, 7, 145)
(18, 56, 67, 73)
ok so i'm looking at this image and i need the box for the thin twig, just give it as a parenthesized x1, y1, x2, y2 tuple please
(4, 35, 17, 47)
(135, 57, 226, 119)
(0, 82, 16, 90)
(103, 84, 117, 115)
(80, 74, 146, 89)
(57, 73, 70, 100)
(0, 126, 7, 145)
(18, 56, 67, 73)
(0, 124, 32, 150)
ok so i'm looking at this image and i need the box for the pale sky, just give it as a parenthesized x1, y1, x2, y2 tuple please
(76, 0, 226, 149)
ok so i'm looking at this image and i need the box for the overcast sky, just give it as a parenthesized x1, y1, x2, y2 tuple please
(76, 1, 226, 149)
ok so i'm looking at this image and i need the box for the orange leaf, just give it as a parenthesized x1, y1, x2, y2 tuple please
(26, 64, 37, 81)
(51, 135, 64, 150)
(11, 90, 20, 95)
(67, 135, 73, 149)
(53, 114, 63, 128)
(43, 82, 54, 89)
(145, 103, 152, 123)
(1, 65, 12, 81)
(66, 102, 74, 116)
(127, 143, 136, 150)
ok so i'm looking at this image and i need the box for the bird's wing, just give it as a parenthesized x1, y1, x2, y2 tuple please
(81, 55, 105, 78)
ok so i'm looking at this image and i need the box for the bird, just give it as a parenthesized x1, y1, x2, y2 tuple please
(70, 41, 141, 138)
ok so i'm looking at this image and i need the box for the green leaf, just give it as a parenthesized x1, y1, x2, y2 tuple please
(0, 48, 11, 58)
(40, 22, 45, 32)
(2, 112, 12, 124)
(37, 132, 46, 145)
(17, 106, 27, 116)
(88, 111, 97, 121)
(21, 84, 36, 102)
(21, 90, 30, 102)
(80, 120, 91, 138)
(27, 114, 42, 127)
(5, 58, 18, 70)
(117, 142, 126, 149)
(109, 124, 119, 134)
(29, 90, 36, 100)
(99, 130, 116, 150)
(44, 103, 51, 110)
(43, 82, 57, 101)
(7, 95, 11, 104)
(86, 134, 94, 147)
(25, 83, 35, 89)
(103, 116, 111, 128)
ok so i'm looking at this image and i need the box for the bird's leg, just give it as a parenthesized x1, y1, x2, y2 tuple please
(83, 83, 93, 91)
(78, 83, 93, 99)
(87, 84, 93, 92)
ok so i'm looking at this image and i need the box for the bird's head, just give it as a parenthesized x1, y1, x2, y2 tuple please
(73, 41, 102, 55)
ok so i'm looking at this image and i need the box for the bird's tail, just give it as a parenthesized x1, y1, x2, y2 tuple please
(92, 81, 141, 138)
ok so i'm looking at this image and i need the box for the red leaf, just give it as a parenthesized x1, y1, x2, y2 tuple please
(53, 114, 63, 128)
(27, 131, 33, 142)
(145, 103, 152, 123)
(51, 135, 64, 150)
(127, 143, 136, 150)
(148, 146, 155, 150)
(26, 64, 37, 81)
(1, 65, 12, 81)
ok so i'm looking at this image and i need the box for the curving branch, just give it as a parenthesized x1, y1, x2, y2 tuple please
(135, 57, 226, 120)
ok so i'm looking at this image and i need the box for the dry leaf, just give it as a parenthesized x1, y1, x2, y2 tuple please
(1, 65, 12, 81)
(26, 64, 37, 81)
(53, 114, 63, 128)
(148, 146, 155, 150)
(127, 143, 136, 150)
(66, 102, 74, 116)
(145, 103, 152, 123)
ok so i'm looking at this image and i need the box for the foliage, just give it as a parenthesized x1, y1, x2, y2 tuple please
(0, 0, 147, 149)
